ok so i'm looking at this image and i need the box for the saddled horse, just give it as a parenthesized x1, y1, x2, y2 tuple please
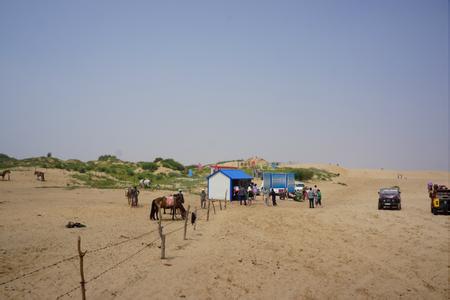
(125, 187, 140, 207)
(150, 193, 186, 220)
(1, 170, 11, 181)
(34, 170, 45, 181)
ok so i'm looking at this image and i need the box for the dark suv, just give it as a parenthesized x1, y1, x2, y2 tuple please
(378, 188, 401, 210)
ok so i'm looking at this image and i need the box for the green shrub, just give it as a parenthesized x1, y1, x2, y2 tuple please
(98, 155, 118, 162)
(140, 162, 158, 171)
(154, 157, 163, 163)
(274, 168, 318, 181)
(292, 169, 314, 181)
(161, 158, 184, 171)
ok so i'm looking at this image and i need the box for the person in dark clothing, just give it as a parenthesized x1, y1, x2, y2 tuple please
(239, 187, 247, 205)
(270, 189, 277, 206)
(200, 189, 207, 209)
(316, 189, 322, 207)
(307, 187, 314, 208)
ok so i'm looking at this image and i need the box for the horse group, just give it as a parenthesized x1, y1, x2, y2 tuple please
(124, 187, 186, 220)
(149, 193, 186, 220)
(0, 170, 45, 181)
(125, 187, 140, 207)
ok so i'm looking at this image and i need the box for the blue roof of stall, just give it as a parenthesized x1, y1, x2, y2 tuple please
(207, 169, 253, 180)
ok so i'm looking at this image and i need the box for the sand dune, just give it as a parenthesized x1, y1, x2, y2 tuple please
(0, 167, 448, 299)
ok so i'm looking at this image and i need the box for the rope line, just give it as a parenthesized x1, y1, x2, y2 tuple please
(55, 284, 81, 300)
(0, 221, 177, 286)
(54, 223, 186, 299)
(10, 202, 227, 299)
(0, 255, 78, 286)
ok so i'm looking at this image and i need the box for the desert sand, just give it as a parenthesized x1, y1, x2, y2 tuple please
(0, 166, 449, 299)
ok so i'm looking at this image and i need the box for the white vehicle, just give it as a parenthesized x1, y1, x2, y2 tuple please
(294, 181, 305, 192)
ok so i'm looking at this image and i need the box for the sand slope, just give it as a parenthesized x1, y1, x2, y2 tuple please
(0, 168, 448, 299)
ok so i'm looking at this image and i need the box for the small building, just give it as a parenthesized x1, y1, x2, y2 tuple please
(207, 169, 253, 201)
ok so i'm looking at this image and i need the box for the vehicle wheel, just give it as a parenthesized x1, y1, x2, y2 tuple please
(432, 208, 437, 215)
(378, 203, 382, 210)
(398, 203, 401, 210)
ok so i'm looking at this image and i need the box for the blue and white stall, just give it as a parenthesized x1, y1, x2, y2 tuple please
(207, 169, 253, 201)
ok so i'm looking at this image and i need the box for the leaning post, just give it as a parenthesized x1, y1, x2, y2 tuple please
(184, 205, 190, 240)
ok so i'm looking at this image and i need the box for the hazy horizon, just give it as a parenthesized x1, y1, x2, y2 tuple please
(1, 1, 448, 171)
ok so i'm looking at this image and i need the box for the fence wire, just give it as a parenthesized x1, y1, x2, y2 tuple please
(0, 221, 177, 286)
(6, 200, 227, 300)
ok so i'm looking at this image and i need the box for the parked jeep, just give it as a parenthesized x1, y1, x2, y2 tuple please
(378, 187, 401, 210)
(430, 185, 449, 215)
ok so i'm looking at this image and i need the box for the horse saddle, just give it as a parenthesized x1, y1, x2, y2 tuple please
(166, 196, 174, 206)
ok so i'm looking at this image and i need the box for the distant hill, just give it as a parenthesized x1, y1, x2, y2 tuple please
(0, 154, 338, 190)
(0, 153, 209, 191)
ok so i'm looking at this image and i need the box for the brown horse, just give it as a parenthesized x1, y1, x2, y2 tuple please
(1, 170, 11, 181)
(125, 188, 133, 205)
(150, 194, 186, 220)
(34, 170, 45, 181)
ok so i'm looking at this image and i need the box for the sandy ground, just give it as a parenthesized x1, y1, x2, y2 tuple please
(0, 167, 449, 299)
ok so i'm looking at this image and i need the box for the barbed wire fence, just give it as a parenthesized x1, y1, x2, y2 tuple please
(1, 196, 231, 300)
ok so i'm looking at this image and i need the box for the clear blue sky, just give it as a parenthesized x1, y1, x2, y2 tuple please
(0, 0, 448, 170)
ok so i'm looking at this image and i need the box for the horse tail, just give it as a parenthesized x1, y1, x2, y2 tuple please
(150, 200, 156, 219)
(151, 200, 160, 220)
(179, 204, 187, 219)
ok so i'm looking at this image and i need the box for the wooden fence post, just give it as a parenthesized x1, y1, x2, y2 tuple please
(160, 234, 166, 259)
(212, 200, 216, 214)
(224, 190, 227, 209)
(184, 205, 190, 240)
(77, 237, 87, 300)
(219, 199, 222, 210)
(207, 199, 211, 221)
(158, 206, 165, 259)
(194, 207, 198, 230)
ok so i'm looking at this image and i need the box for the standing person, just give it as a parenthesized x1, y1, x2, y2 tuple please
(317, 189, 322, 207)
(303, 187, 308, 201)
(252, 184, 258, 201)
(263, 187, 270, 206)
(239, 187, 247, 206)
(313, 185, 318, 206)
(234, 185, 239, 201)
(200, 189, 207, 209)
(270, 188, 277, 206)
(308, 187, 315, 208)
(247, 185, 253, 205)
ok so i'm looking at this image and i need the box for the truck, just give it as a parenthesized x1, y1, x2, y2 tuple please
(378, 187, 401, 210)
(294, 181, 305, 193)
(262, 173, 295, 197)
(430, 185, 449, 215)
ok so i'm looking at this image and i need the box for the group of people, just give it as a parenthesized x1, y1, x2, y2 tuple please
(199, 184, 323, 208)
(233, 183, 259, 206)
(263, 188, 278, 206)
(304, 185, 322, 208)
(428, 182, 448, 198)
